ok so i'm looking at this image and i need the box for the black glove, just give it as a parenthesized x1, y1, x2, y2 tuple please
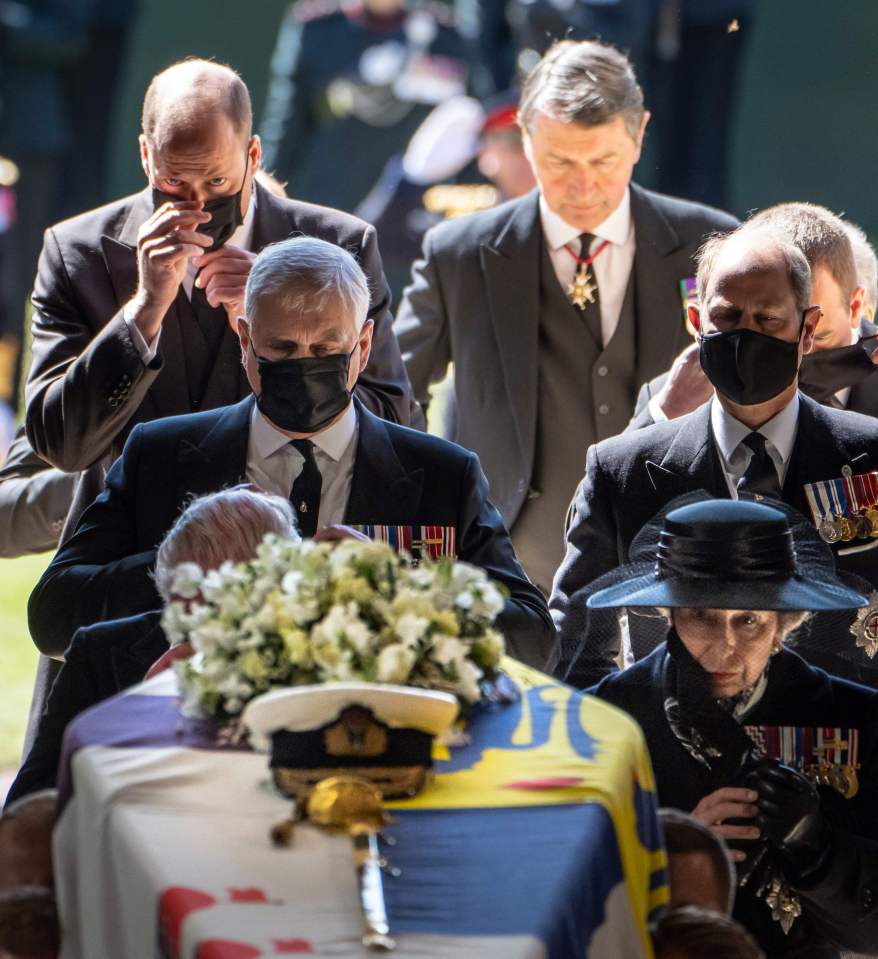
(745, 763, 829, 877)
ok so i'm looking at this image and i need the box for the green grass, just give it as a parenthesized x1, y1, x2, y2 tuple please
(0, 553, 52, 766)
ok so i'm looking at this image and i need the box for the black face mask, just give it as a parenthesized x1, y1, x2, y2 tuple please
(699, 315, 806, 406)
(254, 347, 355, 433)
(797, 335, 878, 403)
(151, 151, 249, 251)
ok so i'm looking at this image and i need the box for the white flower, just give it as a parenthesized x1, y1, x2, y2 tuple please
(168, 562, 204, 599)
(376, 643, 416, 684)
(430, 636, 468, 667)
(454, 659, 483, 703)
(394, 612, 430, 648)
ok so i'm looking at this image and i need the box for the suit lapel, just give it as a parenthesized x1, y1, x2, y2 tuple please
(344, 403, 423, 523)
(250, 180, 298, 251)
(175, 396, 253, 504)
(645, 402, 726, 500)
(100, 190, 193, 419)
(630, 184, 688, 384)
(480, 191, 542, 472)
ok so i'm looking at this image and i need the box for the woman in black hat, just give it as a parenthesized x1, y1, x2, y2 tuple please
(587, 497, 878, 958)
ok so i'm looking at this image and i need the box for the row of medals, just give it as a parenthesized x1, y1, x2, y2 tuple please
(818, 508, 878, 544)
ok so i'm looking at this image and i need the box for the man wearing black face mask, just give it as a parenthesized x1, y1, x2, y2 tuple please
(548, 223, 878, 690)
(18, 58, 418, 749)
(629, 203, 878, 429)
(28, 237, 553, 666)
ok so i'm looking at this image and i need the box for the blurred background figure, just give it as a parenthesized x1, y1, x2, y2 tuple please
(0, 0, 139, 426)
(660, 809, 735, 915)
(260, 0, 469, 214)
(359, 90, 535, 302)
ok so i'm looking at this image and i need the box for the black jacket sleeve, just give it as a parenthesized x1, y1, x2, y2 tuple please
(27, 425, 160, 656)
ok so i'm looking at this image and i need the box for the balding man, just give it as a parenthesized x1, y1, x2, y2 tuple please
(24, 58, 416, 513)
(549, 222, 878, 688)
(19, 58, 417, 753)
(29, 237, 552, 664)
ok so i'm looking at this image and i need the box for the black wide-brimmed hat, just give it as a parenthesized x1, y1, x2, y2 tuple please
(587, 496, 868, 612)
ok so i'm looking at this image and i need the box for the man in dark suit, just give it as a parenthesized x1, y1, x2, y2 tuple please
(24, 58, 415, 484)
(29, 236, 552, 666)
(7, 486, 299, 806)
(394, 39, 737, 591)
(629, 203, 878, 431)
(550, 222, 878, 689)
(19, 58, 417, 746)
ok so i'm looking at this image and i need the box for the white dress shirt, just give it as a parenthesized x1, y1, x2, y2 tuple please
(245, 399, 359, 530)
(125, 190, 258, 364)
(539, 189, 635, 347)
(710, 393, 800, 497)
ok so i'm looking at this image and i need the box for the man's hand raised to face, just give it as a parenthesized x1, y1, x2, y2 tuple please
(655, 341, 714, 420)
(193, 244, 257, 330)
(131, 200, 213, 343)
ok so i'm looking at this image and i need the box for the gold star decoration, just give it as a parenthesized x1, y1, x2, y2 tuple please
(567, 264, 598, 309)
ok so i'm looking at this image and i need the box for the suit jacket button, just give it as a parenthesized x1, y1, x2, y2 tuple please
(108, 397, 118, 409)
(597, 365, 609, 377)
(192, 398, 201, 410)
(517, 479, 526, 493)
(598, 403, 610, 415)
(862, 886, 875, 910)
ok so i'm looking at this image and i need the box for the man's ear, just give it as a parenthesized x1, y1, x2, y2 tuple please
(139, 135, 151, 181)
(632, 110, 651, 164)
(357, 319, 374, 373)
(850, 285, 866, 329)
(687, 303, 702, 334)
(801, 305, 820, 355)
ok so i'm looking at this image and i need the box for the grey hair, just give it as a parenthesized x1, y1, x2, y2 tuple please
(695, 225, 813, 314)
(244, 236, 371, 330)
(844, 220, 878, 311)
(519, 39, 645, 138)
(154, 487, 298, 601)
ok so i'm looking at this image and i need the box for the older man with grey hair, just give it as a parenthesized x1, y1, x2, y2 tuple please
(29, 236, 552, 665)
(8, 487, 298, 806)
(394, 38, 737, 592)
(548, 221, 878, 689)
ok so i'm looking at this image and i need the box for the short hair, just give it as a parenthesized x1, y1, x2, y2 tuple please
(844, 220, 877, 311)
(154, 488, 297, 601)
(244, 236, 371, 330)
(518, 40, 645, 138)
(695, 225, 812, 314)
(651, 907, 764, 959)
(660, 809, 734, 914)
(749, 203, 857, 302)
(142, 58, 252, 151)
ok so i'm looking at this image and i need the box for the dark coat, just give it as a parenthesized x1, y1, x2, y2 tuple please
(23, 179, 418, 478)
(6, 611, 167, 807)
(28, 397, 553, 663)
(394, 183, 738, 529)
(549, 394, 878, 688)
(591, 645, 878, 958)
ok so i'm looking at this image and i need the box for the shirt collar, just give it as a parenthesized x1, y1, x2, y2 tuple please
(710, 392, 800, 465)
(249, 398, 358, 463)
(231, 183, 257, 251)
(539, 187, 632, 252)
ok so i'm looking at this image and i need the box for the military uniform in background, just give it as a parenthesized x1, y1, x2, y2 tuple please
(260, 0, 469, 214)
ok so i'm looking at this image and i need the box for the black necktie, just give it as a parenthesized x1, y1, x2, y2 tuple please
(736, 432, 781, 498)
(577, 232, 603, 347)
(190, 280, 228, 357)
(290, 440, 322, 537)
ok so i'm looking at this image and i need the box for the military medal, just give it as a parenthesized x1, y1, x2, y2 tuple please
(744, 725, 861, 799)
(850, 590, 878, 659)
(564, 239, 610, 310)
(805, 471, 878, 544)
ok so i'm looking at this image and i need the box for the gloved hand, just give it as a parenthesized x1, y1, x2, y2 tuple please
(744, 763, 829, 877)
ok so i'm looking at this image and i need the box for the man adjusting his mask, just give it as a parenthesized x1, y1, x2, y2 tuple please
(549, 221, 878, 690)
(30, 238, 553, 666)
